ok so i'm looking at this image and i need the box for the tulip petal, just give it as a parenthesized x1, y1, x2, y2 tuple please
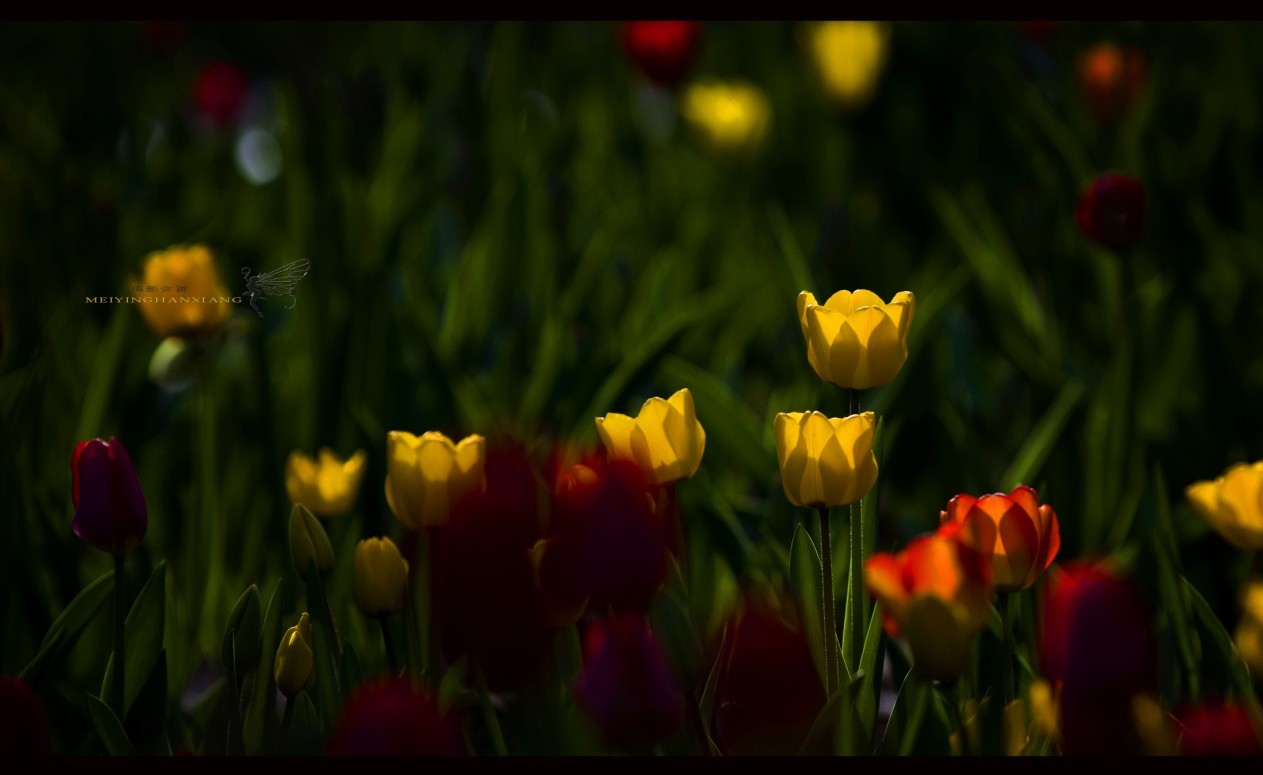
(807, 304, 858, 387)
(596, 413, 637, 463)
(844, 306, 902, 389)
(798, 411, 837, 508)
(941, 493, 977, 526)
(903, 594, 972, 682)
(830, 412, 877, 505)
(775, 413, 808, 509)
(864, 552, 908, 637)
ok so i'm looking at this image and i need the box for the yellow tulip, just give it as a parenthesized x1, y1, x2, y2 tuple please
(384, 431, 485, 529)
(1186, 462, 1263, 550)
(134, 245, 233, 339)
(774, 411, 876, 509)
(274, 612, 315, 696)
(797, 289, 915, 390)
(680, 80, 771, 154)
(949, 698, 1028, 756)
(285, 448, 367, 518)
(1234, 582, 1263, 681)
(595, 388, 706, 487)
(807, 21, 890, 109)
(353, 537, 410, 618)
(288, 503, 335, 576)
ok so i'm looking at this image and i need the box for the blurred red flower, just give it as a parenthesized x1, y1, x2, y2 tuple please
(1078, 43, 1145, 123)
(574, 613, 684, 748)
(1173, 700, 1263, 756)
(537, 456, 671, 612)
(621, 22, 702, 88)
(326, 678, 463, 756)
(711, 600, 825, 755)
(0, 676, 51, 755)
(194, 61, 248, 126)
(71, 437, 148, 555)
(1077, 172, 1145, 252)
(1039, 562, 1158, 755)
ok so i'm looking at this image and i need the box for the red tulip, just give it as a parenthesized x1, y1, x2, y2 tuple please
(1077, 172, 1146, 252)
(940, 485, 1060, 592)
(621, 22, 702, 87)
(326, 678, 463, 756)
(537, 456, 671, 612)
(1039, 562, 1157, 755)
(71, 438, 147, 554)
(194, 61, 248, 126)
(0, 677, 51, 755)
(711, 601, 825, 755)
(575, 613, 683, 748)
(1173, 700, 1263, 756)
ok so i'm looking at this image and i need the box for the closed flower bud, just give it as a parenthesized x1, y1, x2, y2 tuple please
(289, 503, 334, 576)
(774, 411, 877, 510)
(274, 613, 316, 697)
(1234, 582, 1263, 680)
(71, 437, 148, 555)
(680, 80, 770, 154)
(1186, 461, 1263, 550)
(865, 516, 995, 681)
(621, 21, 701, 88)
(353, 537, 410, 618)
(807, 21, 889, 109)
(133, 245, 233, 339)
(1076, 173, 1145, 252)
(384, 431, 485, 529)
(939, 485, 1060, 592)
(595, 388, 706, 487)
(797, 289, 915, 390)
(222, 584, 262, 675)
(286, 448, 367, 518)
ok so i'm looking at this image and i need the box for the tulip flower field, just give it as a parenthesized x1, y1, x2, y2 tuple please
(5, 21, 1263, 757)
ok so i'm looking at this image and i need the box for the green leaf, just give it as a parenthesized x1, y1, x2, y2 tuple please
(283, 692, 324, 756)
(126, 649, 171, 756)
(222, 584, 262, 677)
(304, 562, 343, 731)
(438, 654, 470, 713)
(789, 524, 842, 689)
(101, 563, 167, 719)
(471, 658, 508, 756)
(1183, 576, 1261, 722)
(798, 690, 841, 755)
(341, 641, 363, 693)
(1001, 381, 1085, 491)
(245, 577, 286, 755)
(1152, 468, 1201, 700)
(85, 693, 135, 756)
(855, 602, 885, 749)
(21, 568, 114, 685)
(698, 625, 728, 743)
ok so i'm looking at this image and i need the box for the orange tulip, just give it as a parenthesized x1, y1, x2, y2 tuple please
(864, 515, 994, 681)
(939, 485, 1060, 593)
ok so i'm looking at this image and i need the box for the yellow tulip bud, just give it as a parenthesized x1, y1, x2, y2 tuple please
(384, 431, 486, 529)
(286, 448, 367, 518)
(353, 537, 410, 617)
(595, 388, 706, 487)
(133, 245, 234, 339)
(797, 289, 915, 390)
(1186, 462, 1263, 550)
(288, 503, 335, 576)
(1234, 582, 1263, 680)
(806, 22, 890, 109)
(680, 80, 771, 154)
(774, 411, 877, 509)
(274, 612, 315, 696)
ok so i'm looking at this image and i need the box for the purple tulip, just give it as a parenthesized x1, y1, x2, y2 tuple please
(1077, 173, 1146, 252)
(71, 438, 148, 554)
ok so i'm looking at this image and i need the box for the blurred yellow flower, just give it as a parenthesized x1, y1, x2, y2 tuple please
(1186, 462, 1263, 550)
(774, 411, 876, 509)
(385, 431, 486, 529)
(680, 80, 770, 153)
(274, 612, 315, 696)
(596, 388, 706, 487)
(797, 289, 915, 390)
(1029, 678, 1060, 744)
(286, 448, 367, 518)
(807, 21, 890, 109)
(134, 245, 233, 339)
(1234, 582, 1263, 680)
(949, 698, 1028, 755)
(353, 537, 410, 618)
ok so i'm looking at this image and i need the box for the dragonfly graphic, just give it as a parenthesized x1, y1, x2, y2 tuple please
(240, 259, 310, 319)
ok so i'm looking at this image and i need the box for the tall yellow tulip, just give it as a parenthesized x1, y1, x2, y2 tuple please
(353, 537, 410, 618)
(286, 448, 367, 518)
(384, 431, 486, 529)
(595, 388, 706, 487)
(1186, 462, 1263, 550)
(797, 289, 915, 390)
(807, 21, 890, 109)
(774, 411, 877, 510)
(274, 612, 315, 696)
(134, 245, 234, 339)
(1235, 582, 1263, 680)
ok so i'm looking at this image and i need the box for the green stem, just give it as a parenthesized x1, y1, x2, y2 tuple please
(818, 507, 838, 697)
(317, 574, 343, 665)
(848, 388, 864, 667)
(280, 694, 296, 744)
(111, 553, 126, 718)
(1000, 592, 1017, 705)
(379, 616, 398, 674)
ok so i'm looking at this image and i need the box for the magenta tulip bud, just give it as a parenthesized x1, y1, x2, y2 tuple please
(71, 438, 148, 554)
(1077, 173, 1145, 252)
